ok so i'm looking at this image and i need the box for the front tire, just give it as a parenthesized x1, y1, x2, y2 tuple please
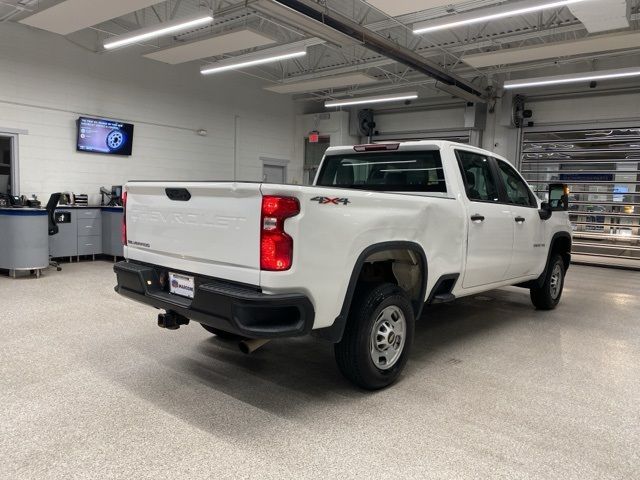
(530, 254, 565, 310)
(335, 283, 415, 390)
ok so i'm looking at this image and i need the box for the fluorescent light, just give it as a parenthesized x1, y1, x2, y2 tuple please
(504, 67, 640, 89)
(104, 13, 214, 50)
(325, 92, 418, 108)
(413, 0, 589, 34)
(201, 48, 306, 75)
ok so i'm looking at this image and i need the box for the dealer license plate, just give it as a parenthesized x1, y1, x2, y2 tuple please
(169, 272, 195, 299)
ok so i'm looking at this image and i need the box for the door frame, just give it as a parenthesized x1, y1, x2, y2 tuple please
(0, 130, 21, 196)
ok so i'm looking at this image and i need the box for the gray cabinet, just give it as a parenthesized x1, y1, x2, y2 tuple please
(102, 209, 124, 257)
(50, 210, 78, 258)
(78, 237, 102, 255)
(78, 211, 102, 256)
(50, 207, 123, 259)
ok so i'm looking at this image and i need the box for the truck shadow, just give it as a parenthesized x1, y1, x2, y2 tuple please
(109, 287, 544, 442)
(174, 288, 533, 398)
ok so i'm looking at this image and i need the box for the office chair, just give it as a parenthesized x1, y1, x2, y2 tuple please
(46, 193, 62, 272)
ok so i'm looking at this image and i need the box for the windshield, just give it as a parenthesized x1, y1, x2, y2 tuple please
(316, 150, 446, 193)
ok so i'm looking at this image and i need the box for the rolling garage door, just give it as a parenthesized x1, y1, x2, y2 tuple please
(521, 127, 640, 269)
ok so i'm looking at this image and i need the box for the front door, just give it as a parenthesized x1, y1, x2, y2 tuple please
(456, 150, 514, 288)
(494, 159, 546, 278)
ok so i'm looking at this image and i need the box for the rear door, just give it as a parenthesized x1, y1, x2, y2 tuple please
(125, 182, 262, 285)
(456, 150, 514, 288)
(494, 159, 546, 279)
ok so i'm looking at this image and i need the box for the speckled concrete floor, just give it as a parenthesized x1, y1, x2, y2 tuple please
(1, 262, 639, 479)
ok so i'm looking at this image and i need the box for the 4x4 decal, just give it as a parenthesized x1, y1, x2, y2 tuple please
(311, 196, 350, 205)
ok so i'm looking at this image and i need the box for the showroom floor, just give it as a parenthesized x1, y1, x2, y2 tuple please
(1, 262, 638, 479)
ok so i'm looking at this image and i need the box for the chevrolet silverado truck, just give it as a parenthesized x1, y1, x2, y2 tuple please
(114, 141, 572, 390)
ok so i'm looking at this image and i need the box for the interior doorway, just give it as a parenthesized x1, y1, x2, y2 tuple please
(0, 135, 15, 196)
(261, 157, 289, 184)
(263, 164, 286, 183)
(304, 135, 330, 184)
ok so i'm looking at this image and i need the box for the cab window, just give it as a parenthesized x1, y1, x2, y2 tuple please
(456, 150, 499, 202)
(495, 160, 537, 208)
(316, 151, 446, 193)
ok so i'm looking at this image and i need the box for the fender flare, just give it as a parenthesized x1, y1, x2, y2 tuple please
(518, 231, 572, 289)
(311, 241, 428, 343)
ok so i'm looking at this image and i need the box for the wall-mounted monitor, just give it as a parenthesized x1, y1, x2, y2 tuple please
(77, 117, 134, 156)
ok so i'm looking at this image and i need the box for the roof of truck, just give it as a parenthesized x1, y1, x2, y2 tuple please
(325, 140, 509, 163)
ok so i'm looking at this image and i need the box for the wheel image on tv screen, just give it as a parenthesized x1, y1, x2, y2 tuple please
(106, 129, 126, 152)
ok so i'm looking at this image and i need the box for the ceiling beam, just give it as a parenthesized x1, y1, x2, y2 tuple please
(282, 20, 587, 83)
(262, 0, 485, 101)
(463, 30, 640, 68)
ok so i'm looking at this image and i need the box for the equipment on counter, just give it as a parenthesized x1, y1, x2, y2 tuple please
(59, 192, 74, 205)
(100, 185, 123, 206)
(74, 194, 88, 206)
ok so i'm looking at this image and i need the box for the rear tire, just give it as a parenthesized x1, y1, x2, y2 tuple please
(530, 254, 565, 310)
(200, 324, 241, 340)
(335, 283, 415, 390)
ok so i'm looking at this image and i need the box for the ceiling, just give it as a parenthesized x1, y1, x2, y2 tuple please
(3, 0, 640, 103)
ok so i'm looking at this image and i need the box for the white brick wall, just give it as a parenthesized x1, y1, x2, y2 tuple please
(0, 23, 298, 203)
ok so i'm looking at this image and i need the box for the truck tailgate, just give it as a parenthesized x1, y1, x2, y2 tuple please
(125, 182, 261, 285)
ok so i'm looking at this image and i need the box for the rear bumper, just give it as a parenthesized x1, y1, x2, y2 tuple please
(113, 261, 314, 338)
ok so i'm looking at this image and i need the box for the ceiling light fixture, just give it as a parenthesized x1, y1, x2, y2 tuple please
(413, 0, 590, 34)
(104, 12, 214, 50)
(201, 47, 306, 75)
(503, 67, 640, 89)
(325, 92, 419, 108)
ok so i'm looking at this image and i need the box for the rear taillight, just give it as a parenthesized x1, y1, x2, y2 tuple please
(121, 191, 127, 246)
(260, 196, 300, 271)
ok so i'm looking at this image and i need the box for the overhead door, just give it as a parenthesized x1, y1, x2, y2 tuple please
(520, 127, 640, 269)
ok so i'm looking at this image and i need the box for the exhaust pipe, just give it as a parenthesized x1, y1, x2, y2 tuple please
(239, 338, 270, 354)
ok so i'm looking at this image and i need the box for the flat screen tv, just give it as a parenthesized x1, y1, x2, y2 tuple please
(77, 117, 134, 156)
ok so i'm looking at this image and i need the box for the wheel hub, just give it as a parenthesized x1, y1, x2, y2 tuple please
(370, 306, 406, 370)
(550, 263, 563, 299)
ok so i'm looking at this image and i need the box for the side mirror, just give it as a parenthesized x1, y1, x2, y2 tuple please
(539, 201, 552, 220)
(549, 183, 569, 211)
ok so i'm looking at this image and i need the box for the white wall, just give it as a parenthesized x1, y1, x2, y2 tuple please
(0, 23, 298, 202)
(373, 105, 467, 135)
(294, 111, 358, 153)
(308, 86, 640, 169)
(527, 90, 640, 125)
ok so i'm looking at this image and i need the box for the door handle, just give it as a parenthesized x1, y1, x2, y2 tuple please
(515, 216, 526, 223)
(470, 214, 485, 223)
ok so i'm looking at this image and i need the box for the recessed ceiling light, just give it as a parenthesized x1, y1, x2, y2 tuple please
(104, 12, 214, 50)
(503, 67, 640, 89)
(413, 0, 590, 34)
(325, 92, 418, 108)
(201, 47, 307, 75)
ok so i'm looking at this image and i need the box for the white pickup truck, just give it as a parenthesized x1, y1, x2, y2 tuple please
(114, 141, 572, 389)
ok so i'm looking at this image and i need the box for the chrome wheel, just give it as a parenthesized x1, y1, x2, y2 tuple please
(370, 305, 406, 370)
(550, 263, 563, 300)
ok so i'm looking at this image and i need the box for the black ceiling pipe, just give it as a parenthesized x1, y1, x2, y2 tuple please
(269, 0, 485, 102)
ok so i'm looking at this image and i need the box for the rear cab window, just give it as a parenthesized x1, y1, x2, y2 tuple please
(316, 150, 447, 194)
